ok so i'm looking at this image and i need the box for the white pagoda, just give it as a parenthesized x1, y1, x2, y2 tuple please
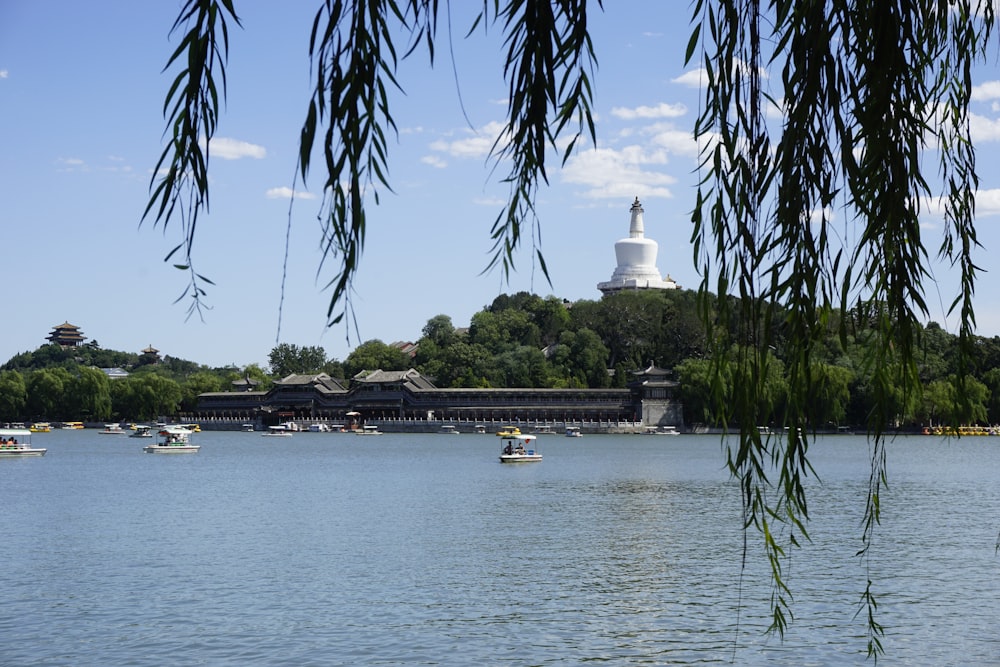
(597, 198, 679, 295)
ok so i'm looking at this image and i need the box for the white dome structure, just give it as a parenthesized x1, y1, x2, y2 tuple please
(597, 198, 679, 295)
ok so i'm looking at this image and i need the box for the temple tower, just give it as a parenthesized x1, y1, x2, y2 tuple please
(597, 198, 679, 295)
(46, 321, 86, 348)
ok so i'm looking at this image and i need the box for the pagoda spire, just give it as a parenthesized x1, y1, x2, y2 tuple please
(629, 197, 645, 238)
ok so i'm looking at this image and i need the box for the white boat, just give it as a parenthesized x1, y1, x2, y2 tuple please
(242, 423, 255, 432)
(0, 428, 47, 457)
(129, 424, 154, 438)
(99, 423, 127, 435)
(499, 433, 542, 463)
(144, 427, 200, 453)
(565, 426, 583, 438)
(355, 425, 383, 435)
(262, 425, 293, 438)
(308, 423, 331, 433)
(643, 426, 680, 436)
(439, 424, 460, 435)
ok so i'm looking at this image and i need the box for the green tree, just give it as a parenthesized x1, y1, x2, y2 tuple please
(436, 340, 493, 388)
(981, 367, 1000, 424)
(147, 2, 994, 656)
(593, 291, 664, 369)
(491, 346, 549, 388)
(804, 363, 853, 429)
(113, 374, 184, 422)
(0, 370, 27, 421)
(468, 309, 540, 353)
(67, 367, 113, 421)
(343, 340, 410, 378)
(653, 290, 707, 370)
(421, 315, 457, 348)
(26, 368, 72, 420)
(181, 372, 224, 412)
(564, 328, 610, 389)
(921, 379, 954, 427)
(675, 358, 724, 427)
(268, 343, 329, 378)
(952, 375, 990, 426)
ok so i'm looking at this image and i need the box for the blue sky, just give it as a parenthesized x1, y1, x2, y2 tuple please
(3, 2, 1000, 370)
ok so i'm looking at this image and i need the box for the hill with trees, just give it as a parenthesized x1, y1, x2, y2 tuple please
(3, 289, 998, 430)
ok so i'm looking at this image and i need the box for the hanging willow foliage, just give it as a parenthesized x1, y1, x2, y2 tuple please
(688, 0, 991, 658)
(146, 1, 992, 659)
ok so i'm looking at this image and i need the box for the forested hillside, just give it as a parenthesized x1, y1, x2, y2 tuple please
(4, 290, 999, 428)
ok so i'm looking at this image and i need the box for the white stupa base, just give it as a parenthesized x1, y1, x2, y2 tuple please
(598, 277, 678, 293)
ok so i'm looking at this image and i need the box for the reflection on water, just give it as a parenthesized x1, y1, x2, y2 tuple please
(2, 432, 999, 665)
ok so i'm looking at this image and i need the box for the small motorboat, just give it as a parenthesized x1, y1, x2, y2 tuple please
(144, 427, 200, 454)
(643, 426, 680, 436)
(129, 424, 154, 438)
(0, 428, 46, 457)
(499, 434, 542, 463)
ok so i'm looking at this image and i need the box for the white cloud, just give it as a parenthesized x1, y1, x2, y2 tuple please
(975, 188, 1000, 215)
(672, 59, 767, 89)
(972, 80, 1000, 102)
(611, 103, 687, 120)
(646, 123, 700, 157)
(55, 157, 86, 172)
(561, 146, 676, 200)
(429, 121, 507, 160)
(206, 137, 266, 160)
(970, 112, 1000, 142)
(420, 154, 447, 168)
(266, 186, 316, 200)
(473, 196, 506, 206)
(0, 69, 8, 79)
(920, 189, 1000, 218)
(673, 68, 707, 88)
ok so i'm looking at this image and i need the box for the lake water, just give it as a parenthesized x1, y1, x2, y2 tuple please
(2, 430, 998, 666)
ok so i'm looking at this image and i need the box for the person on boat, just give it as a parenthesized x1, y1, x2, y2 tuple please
(503, 443, 513, 455)
(515, 443, 525, 455)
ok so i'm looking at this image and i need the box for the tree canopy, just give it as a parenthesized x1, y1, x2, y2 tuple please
(144, 1, 997, 659)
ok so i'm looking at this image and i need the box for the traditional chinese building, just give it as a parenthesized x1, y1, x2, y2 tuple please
(46, 321, 86, 347)
(193, 366, 684, 431)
